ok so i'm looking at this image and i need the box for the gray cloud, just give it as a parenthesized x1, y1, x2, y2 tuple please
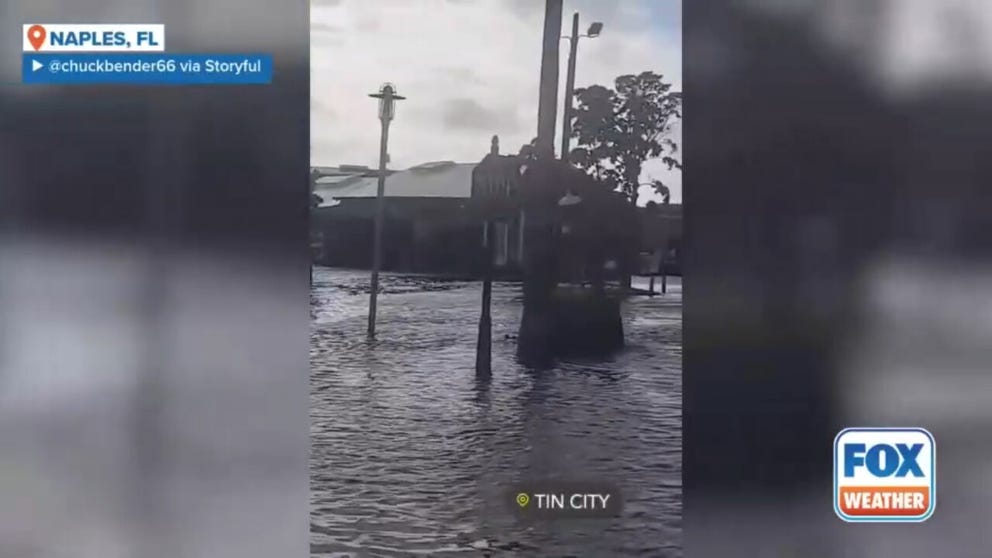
(568, 0, 624, 23)
(310, 21, 346, 47)
(586, 40, 624, 72)
(355, 16, 381, 33)
(441, 98, 513, 131)
(505, 0, 623, 23)
(505, 0, 544, 19)
(311, 35, 345, 47)
(311, 98, 336, 120)
(310, 16, 346, 48)
(311, 21, 345, 34)
(436, 66, 487, 86)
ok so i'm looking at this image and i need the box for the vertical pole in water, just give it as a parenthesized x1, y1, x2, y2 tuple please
(368, 117, 390, 336)
(661, 267, 667, 294)
(476, 221, 493, 377)
(367, 84, 405, 336)
(649, 275, 655, 295)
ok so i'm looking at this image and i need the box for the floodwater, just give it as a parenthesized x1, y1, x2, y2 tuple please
(311, 268, 681, 557)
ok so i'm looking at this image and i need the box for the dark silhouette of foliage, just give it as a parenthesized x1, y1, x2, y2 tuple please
(569, 72, 681, 204)
(649, 179, 671, 204)
(310, 168, 323, 208)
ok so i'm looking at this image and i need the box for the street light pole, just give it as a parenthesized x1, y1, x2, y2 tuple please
(560, 16, 603, 162)
(367, 83, 405, 336)
(561, 13, 580, 161)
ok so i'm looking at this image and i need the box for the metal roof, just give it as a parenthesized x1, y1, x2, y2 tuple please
(312, 164, 377, 176)
(313, 161, 475, 203)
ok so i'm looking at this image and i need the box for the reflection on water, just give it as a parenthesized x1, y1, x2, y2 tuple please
(311, 268, 681, 557)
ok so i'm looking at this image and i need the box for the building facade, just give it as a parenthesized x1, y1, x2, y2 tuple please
(311, 161, 520, 276)
(310, 158, 681, 278)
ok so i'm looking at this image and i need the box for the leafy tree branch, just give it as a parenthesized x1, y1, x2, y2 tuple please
(569, 72, 681, 204)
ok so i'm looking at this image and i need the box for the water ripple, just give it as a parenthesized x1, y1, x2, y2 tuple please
(312, 268, 682, 557)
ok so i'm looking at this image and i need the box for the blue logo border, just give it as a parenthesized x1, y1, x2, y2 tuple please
(833, 427, 936, 523)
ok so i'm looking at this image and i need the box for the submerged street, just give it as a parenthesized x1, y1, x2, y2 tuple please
(311, 268, 681, 557)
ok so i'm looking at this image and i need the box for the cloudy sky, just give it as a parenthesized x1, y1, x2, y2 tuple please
(311, 0, 682, 203)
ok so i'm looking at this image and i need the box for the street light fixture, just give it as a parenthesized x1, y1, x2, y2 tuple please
(366, 83, 405, 336)
(561, 14, 603, 161)
(369, 83, 405, 121)
(558, 191, 583, 206)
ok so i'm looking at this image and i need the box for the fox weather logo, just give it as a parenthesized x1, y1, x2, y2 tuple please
(833, 427, 935, 522)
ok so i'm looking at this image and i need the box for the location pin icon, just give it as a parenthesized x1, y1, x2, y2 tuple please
(27, 25, 46, 51)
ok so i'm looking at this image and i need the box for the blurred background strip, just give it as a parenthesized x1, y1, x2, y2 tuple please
(0, 1, 309, 557)
(685, 0, 992, 556)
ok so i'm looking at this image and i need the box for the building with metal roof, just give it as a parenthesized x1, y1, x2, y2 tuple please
(312, 161, 475, 207)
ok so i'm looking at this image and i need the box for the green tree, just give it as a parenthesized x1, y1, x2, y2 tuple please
(569, 71, 681, 204)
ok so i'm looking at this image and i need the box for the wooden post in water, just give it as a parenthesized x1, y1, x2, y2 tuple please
(476, 221, 493, 377)
(367, 115, 389, 336)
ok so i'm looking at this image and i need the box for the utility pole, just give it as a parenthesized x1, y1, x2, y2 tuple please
(536, 0, 563, 157)
(367, 83, 404, 336)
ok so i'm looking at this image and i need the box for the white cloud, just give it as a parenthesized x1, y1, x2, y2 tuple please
(311, 0, 682, 203)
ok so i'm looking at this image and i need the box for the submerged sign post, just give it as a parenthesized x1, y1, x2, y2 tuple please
(21, 24, 272, 85)
(833, 427, 936, 522)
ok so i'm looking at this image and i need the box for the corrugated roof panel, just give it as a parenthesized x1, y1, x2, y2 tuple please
(314, 162, 476, 199)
